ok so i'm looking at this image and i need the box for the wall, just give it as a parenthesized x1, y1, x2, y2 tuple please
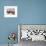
(0, 0, 46, 44)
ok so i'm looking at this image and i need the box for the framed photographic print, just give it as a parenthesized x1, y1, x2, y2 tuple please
(4, 6, 18, 18)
